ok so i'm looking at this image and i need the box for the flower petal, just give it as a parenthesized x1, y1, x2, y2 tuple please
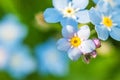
(96, 0, 112, 15)
(80, 40, 96, 53)
(76, 10, 90, 23)
(77, 25, 90, 40)
(62, 25, 77, 38)
(112, 12, 120, 26)
(60, 18, 78, 27)
(52, 0, 69, 10)
(44, 8, 62, 23)
(68, 48, 82, 61)
(93, 0, 99, 4)
(89, 8, 102, 25)
(110, 27, 120, 41)
(57, 38, 70, 52)
(95, 25, 109, 41)
(72, 0, 89, 9)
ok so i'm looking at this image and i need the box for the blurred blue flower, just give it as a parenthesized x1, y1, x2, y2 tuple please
(44, 0, 90, 27)
(0, 14, 28, 47)
(7, 45, 36, 78)
(0, 44, 11, 70)
(35, 39, 69, 77)
(89, 4, 120, 41)
(57, 25, 96, 61)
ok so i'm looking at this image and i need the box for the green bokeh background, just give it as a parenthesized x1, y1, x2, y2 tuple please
(0, 0, 120, 80)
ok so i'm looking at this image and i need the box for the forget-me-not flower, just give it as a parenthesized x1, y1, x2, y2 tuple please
(89, 4, 120, 41)
(35, 39, 69, 77)
(0, 44, 11, 70)
(44, 0, 90, 27)
(0, 15, 27, 47)
(7, 45, 36, 78)
(57, 25, 96, 61)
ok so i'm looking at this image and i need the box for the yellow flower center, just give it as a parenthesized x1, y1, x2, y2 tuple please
(70, 36, 81, 47)
(102, 17, 113, 27)
(63, 7, 75, 17)
(67, 9, 73, 14)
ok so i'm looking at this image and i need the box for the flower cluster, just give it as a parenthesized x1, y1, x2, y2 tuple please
(43, 0, 120, 63)
(0, 15, 36, 78)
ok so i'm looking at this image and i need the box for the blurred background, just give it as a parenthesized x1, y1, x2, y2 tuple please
(0, 0, 120, 80)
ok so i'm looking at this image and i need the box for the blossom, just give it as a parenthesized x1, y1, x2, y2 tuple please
(35, 39, 69, 76)
(44, 0, 90, 27)
(0, 15, 28, 46)
(7, 45, 36, 78)
(57, 25, 96, 61)
(89, 5, 120, 41)
(0, 44, 10, 69)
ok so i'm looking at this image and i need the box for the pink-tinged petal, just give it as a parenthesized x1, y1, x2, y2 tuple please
(77, 25, 90, 40)
(68, 48, 82, 61)
(80, 40, 96, 54)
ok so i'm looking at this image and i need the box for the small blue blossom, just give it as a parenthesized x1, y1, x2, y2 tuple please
(89, 3, 120, 41)
(44, 0, 90, 27)
(0, 44, 11, 70)
(7, 45, 36, 78)
(35, 39, 69, 77)
(0, 15, 28, 47)
(57, 25, 96, 61)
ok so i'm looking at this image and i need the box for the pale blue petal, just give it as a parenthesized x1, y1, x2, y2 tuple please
(57, 38, 70, 52)
(60, 18, 78, 27)
(68, 48, 81, 61)
(76, 10, 90, 23)
(93, 0, 99, 4)
(112, 13, 120, 26)
(80, 40, 96, 53)
(52, 0, 69, 10)
(115, 0, 120, 6)
(72, 0, 89, 9)
(96, 0, 112, 15)
(95, 25, 109, 41)
(89, 8, 101, 25)
(77, 25, 90, 40)
(110, 27, 120, 41)
(62, 25, 77, 38)
(44, 8, 62, 23)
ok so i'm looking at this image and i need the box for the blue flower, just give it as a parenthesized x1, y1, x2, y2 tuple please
(35, 39, 69, 77)
(57, 25, 96, 61)
(0, 44, 11, 70)
(44, 0, 90, 27)
(0, 14, 28, 47)
(7, 45, 36, 78)
(89, 4, 120, 41)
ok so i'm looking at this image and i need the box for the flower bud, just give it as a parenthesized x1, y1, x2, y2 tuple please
(93, 38, 101, 48)
(90, 50, 97, 58)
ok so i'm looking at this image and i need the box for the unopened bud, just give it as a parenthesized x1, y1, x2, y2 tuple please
(90, 50, 97, 58)
(93, 38, 101, 48)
